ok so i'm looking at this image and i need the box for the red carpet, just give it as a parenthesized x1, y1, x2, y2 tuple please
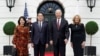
(45, 52, 53, 56)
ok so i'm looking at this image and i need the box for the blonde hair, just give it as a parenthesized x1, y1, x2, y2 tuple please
(73, 15, 81, 24)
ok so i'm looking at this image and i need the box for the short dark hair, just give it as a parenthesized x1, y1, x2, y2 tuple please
(18, 16, 27, 26)
(37, 12, 44, 16)
(28, 18, 32, 20)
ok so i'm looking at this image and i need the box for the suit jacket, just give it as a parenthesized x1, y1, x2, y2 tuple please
(50, 18, 69, 44)
(69, 23, 86, 43)
(31, 21, 49, 44)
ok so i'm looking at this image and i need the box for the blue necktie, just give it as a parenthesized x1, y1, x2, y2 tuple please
(39, 22, 42, 30)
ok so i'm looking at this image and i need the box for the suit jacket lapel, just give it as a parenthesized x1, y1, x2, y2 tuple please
(41, 21, 45, 32)
(54, 19, 58, 30)
(59, 19, 64, 29)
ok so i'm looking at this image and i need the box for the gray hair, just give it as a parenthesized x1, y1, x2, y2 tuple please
(55, 9, 62, 13)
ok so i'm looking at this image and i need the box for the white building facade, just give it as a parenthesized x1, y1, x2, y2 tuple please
(0, 0, 100, 56)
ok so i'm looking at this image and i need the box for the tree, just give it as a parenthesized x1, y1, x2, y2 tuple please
(85, 21, 99, 46)
(3, 21, 16, 45)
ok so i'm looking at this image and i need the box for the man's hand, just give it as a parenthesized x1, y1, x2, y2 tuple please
(31, 43, 34, 47)
(50, 40, 53, 45)
(46, 44, 49, 48)
(71, 42, 73, 48)
(81, 41, 85, 48)
(64, 39, 68, 44)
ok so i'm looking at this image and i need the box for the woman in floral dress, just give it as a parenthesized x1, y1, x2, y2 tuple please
(12, 16, 30, 56)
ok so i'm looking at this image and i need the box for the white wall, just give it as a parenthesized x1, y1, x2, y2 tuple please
(0, 0, 100, 56)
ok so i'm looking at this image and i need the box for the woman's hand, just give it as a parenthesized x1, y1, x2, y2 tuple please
(13, 44, 16, 48)
(64, 39, 68, 44)
(81, 41, 85, 48)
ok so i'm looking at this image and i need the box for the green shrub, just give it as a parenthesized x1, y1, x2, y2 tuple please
(85, 21, 99, 46)
(3, 21, 16, 45)
(85, 21, 98, 35)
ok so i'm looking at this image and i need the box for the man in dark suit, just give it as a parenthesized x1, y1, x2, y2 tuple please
(31, 13, 49, 56)
(50, 9, 70, 56)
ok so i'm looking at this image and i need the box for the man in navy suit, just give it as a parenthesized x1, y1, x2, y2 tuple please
(31, 13, 49, 56)
(50, 9, 70, 56)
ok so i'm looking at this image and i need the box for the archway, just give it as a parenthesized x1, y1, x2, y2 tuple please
(37, 1, 65, 16)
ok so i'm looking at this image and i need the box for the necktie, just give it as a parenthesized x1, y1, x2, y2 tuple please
(39, 22, 42, 30)
(57, 19, 60, 30)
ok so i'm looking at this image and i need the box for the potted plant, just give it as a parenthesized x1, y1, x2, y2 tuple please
(3, 21, 16, 55)
(85, 21, 99, 56)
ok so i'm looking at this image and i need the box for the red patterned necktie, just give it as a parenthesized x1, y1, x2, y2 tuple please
(57, 19, 60, 30)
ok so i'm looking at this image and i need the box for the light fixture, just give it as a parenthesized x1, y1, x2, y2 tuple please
(6, 0, 16, 12)
(87, 0, 96, 12)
